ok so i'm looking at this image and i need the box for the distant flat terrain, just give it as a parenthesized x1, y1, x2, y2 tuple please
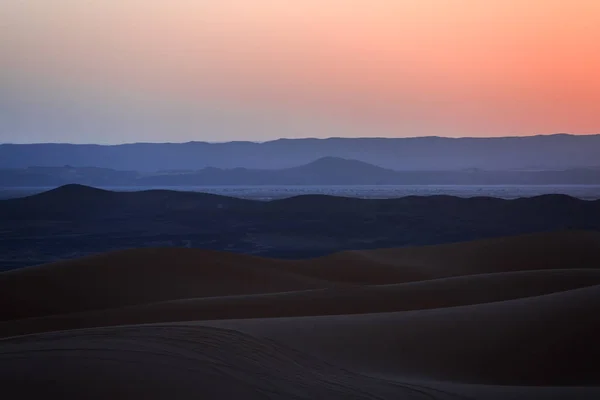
(3, 183, 600, 201)
(1, 231, 599, 399)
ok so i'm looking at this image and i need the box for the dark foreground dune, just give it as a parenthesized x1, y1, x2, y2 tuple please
(1, 230, 600, 399)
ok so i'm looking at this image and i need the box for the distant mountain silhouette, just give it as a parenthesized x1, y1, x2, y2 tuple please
(136, 157, 402, 186)
(289, 156, 392, 173)
(2, 134, 600, 171)
(2, 156, 600, 187)
(282, 157, 400, 184)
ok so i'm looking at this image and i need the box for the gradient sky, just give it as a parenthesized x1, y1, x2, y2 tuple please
(1, 0, 599, 143)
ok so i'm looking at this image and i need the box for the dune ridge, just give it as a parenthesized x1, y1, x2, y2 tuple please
(0, 248, 329, 321)
(1, 230, 600, 399)
(2, 268, 600, 339)
(287, 230, 600, 283)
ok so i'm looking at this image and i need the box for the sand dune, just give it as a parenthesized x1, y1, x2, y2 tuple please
(285, 230, 600, 283)
(1, 230, 600, 399)
(2, 268, 600, 339)
(0, 248, 328, 321)
(0, 325, 437, 400)
(206, 283, 600, 386)
(3, 230, 599, 322)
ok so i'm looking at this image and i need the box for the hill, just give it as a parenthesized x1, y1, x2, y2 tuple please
(1, 186, 599, 268)
(0, 184, 257, 219)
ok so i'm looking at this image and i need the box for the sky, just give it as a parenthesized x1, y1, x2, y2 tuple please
(1, 0, 599, 144)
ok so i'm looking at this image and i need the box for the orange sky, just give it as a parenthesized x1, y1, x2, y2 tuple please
(1, 0, 599, 142)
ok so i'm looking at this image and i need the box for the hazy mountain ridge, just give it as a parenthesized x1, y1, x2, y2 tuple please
(3, 156, 600, 187)
(2, 134, 600, 171)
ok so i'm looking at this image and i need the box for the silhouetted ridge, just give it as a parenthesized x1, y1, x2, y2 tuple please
(3, 134, 600, 171)
(2, 185, 599, 218)
(3, 154, 600, 186)
(290, 157, 392, 171)
(1, 186, 599, 267)
(34, 184, 113, 198)
(0, 185, 258, 220)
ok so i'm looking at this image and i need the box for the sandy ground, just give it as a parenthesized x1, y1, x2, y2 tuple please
(1, 230, 599, 399)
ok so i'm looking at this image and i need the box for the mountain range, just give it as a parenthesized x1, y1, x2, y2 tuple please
(2, 156, 600, 188)
(2, 134, 600, 171)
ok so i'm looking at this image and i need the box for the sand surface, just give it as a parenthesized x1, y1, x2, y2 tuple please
(1, 230, 600, 399)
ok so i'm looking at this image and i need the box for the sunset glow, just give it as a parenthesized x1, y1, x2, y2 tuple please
(2, 0, 599, 143)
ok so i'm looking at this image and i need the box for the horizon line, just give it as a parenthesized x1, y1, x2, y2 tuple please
(1, 133, 598, 146)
